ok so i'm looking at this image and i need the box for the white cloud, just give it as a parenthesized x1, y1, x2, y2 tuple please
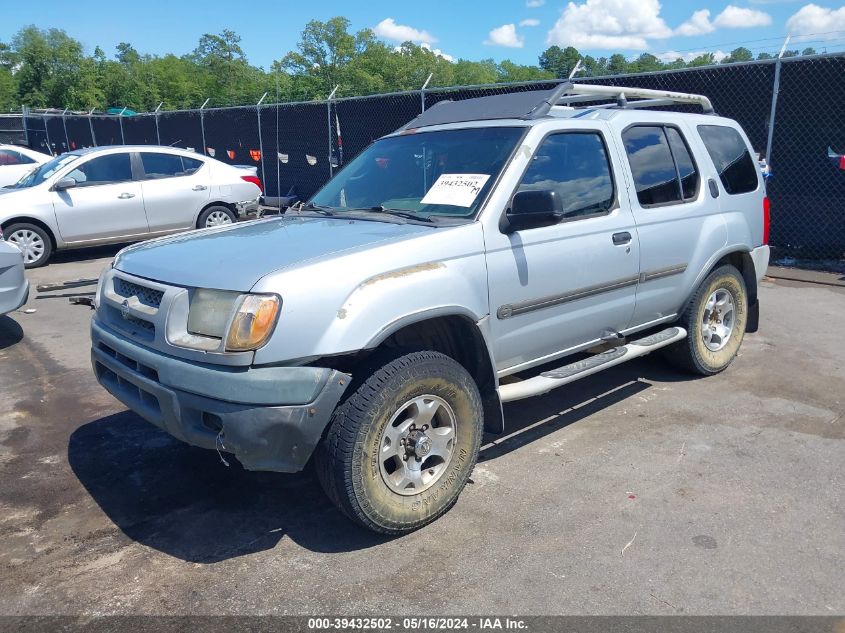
(546, 0, 674, 50)
(713, 5, 772, 28)
(675, 9, 715, 36)
(787, 4, 845, 39)
(520, 18, 541, 27)
(485, 24, 525, 48)
(656, 49, 729, 62)
(526, 0, 545, 6)
(373, 18, 437, 44)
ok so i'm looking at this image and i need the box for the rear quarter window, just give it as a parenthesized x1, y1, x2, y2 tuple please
(697, 125, 759, 195)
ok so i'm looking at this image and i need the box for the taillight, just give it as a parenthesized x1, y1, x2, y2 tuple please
(762, 196, 770, 245)
(241, 175, 263, 193)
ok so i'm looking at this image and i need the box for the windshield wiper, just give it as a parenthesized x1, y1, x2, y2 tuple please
(357, 206, 435, 223)
(290, 202, 335, 216)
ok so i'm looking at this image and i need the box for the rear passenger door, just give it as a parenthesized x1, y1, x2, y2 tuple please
(619, 123, 727, 327)
(137, 152, 210, 233)
(485, 127, 641, 373)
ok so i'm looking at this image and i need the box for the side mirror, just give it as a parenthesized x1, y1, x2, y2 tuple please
(503, 189, 563, 232)
(53, 177, 77, 191)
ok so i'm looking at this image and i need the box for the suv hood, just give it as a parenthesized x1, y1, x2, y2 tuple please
(114, 216, 434, 291)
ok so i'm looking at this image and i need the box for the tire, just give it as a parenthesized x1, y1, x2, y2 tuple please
(664, 264, 748, 375)
(197, 205, 237, 229)
(315, 350, 484, 534)
(4, 223, 53, 268)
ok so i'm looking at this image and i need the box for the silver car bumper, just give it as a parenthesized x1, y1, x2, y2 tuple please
(235, 196, 261, 217)
(0, 243, 29, 316)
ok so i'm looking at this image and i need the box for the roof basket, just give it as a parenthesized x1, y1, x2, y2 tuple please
(398, 82, 714, 131)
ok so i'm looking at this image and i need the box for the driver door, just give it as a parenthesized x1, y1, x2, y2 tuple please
(51, 151, 149, 244)
(484, 127, 640, 373)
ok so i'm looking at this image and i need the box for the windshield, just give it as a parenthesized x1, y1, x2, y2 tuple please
(310, 127, 524, 219)
(14, 154, 79, 189)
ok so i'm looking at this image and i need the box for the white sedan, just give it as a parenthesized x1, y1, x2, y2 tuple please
(0, 145, 262, 267)
(0, 144, 50, 188)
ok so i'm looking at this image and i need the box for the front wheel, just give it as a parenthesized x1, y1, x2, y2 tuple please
(4, 223, 53, 268)
(664, 264, 748, 375)
(315, 351, 484, 534)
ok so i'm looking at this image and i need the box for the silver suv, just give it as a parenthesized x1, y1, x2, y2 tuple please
(90, 83, 770, 534)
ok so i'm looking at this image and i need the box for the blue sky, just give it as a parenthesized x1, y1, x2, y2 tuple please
(2, 0, 844, 68)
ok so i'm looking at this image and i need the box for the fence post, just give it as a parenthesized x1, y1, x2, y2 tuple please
(420, 73, 433, 113)
(43, 114, 52, 155)
(154, 102, 163, 145)
(199, 98, 210, 153)
(61, 108, 69, 151)
(326, 85, 338, 177)
(765, 36, 790, 165)
(118, 107, 127, 145)
(88, 108, 97, 147)
(22, 105, 29, 148)
(256, 92, 268, 192)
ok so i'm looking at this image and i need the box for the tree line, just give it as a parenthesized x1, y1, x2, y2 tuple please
(0, 17, 820, 113)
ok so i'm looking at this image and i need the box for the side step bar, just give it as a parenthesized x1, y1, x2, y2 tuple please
(499, 327, 687, 403)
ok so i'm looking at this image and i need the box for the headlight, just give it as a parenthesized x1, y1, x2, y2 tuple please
(188, 289, 241, 338)
(225, 294, 281, 351)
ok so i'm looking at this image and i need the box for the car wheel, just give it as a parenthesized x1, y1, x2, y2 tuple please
(4, 223, 52, 268)
(316, 350, 484, 534)
(664, 264, 748, 375)
(197, 205, 237, 229)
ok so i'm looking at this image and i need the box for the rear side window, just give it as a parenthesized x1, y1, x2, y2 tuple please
(517, 132, 614, 219)
(622, 125, 699, 206)
(0, 149, 34, 166)
(697, 125, 758, 195)
(141, 152, 203, 179)
(67, 153, 133, 186)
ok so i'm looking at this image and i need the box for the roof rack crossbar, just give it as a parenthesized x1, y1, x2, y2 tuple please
(590, 98, 683, 110)
(555, 83, 714, 114)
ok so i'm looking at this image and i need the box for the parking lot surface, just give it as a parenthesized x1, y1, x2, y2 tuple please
(0, 246, 842, 615)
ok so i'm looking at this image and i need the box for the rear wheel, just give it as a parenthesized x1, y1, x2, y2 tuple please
(197, 205, 236, 229)
(4, 223, 52, 268)
(316, 351, 483, 534)
(664, 264, 748, 375)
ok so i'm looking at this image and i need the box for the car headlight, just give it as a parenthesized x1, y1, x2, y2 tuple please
(225, 294, 281, 351)
(187, 290, 281, 352)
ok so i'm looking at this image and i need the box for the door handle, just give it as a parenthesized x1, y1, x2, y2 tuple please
(708, 178, 720, 198)
(192, 185, 207, 191)
(612, 231, 632, 246)
(118, 192, 135, 199)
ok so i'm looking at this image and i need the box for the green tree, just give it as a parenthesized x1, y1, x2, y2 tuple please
(801, 47, 817, 56)
(497, 60, 554, 82)
(757, 52, 774, 60)
(630, 53, 663, 73)
(688, 53, 716, 67)
(607, 53, 629, 74)
(538, 45, 582, 78)
(721, 47, 753, 64)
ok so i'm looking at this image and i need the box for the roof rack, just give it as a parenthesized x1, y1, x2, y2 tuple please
(550, 83, 715, 114)
(398, 82, 714, 131)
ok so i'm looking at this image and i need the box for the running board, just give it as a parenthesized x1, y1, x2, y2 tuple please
(498, 327, 687, 403)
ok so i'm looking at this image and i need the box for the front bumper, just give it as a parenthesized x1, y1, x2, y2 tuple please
(0, 250, 28, 316)
(91, 318, 351, 472)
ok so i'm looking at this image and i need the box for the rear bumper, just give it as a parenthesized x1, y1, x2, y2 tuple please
(91, 318, 350, 472)
(235, 196, 261, 217)
(750, 245, 770, 282)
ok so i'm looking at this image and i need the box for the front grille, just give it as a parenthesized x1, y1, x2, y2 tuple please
(98, 342, 160, 381)
(113, 277, 164, 309)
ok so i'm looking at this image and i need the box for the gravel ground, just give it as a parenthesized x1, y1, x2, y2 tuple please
(0, 245, 842, 616)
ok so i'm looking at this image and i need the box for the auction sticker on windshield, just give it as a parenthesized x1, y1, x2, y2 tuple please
(420, 174, 490, 207)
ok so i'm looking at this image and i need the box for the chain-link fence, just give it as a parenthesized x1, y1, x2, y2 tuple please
(16, 53, 845, 269)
